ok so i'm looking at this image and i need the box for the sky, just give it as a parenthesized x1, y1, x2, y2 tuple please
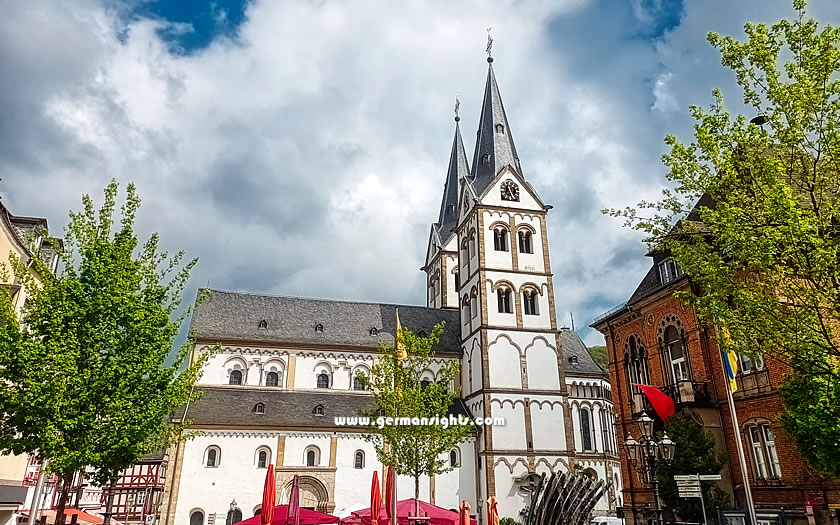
(3, 0, 839, 347)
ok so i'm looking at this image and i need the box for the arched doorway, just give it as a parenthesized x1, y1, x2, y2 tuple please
(283, 476, 331, 513)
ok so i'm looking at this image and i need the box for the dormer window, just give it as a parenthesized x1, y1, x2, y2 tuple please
(495, 124, 505, 134)
(658, 259, 684, 284)
(313, 404, 325, 416)
(569, 355, 579, 366)
(254, 403, 265, 414)
(481, 154, 491, 165)
(258, 320, 268, 330)
(315, 323, 324, 333)
(447, 204, 455, 215)
(370, 327, 378, 336)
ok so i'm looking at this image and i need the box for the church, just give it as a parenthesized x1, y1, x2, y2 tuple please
(159, 51, 620, 525)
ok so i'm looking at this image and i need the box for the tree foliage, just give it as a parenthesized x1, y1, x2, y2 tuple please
(360, 321, 473, 513)
(605, 0, 840, 475)
(0, 181, 208, 523)
(586, 345, 608, 371)
(655, 414, 730, 522)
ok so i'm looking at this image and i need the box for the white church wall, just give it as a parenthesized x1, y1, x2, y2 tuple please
(482, 210, 514, 271)
(488, 397, 527, 450)
(486, 336, 521, 389)
(492, 458, 530, 520)
(529, 400, 566, 451)
(333, 435, 379, 512)
(284, 434, 332, 467)
(511, 214, 546, 274)
(524, 338, 560, 390)
(445, 254, 458, 307)
(434, 442, 476, 510)
(480, 171, 544, 212)
(174, 431, 280, 525)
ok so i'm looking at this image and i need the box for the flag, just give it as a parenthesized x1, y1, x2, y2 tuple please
(632, 384, 676, 420)
(395, 309, 407, 360)
(720, 329, 739, 392)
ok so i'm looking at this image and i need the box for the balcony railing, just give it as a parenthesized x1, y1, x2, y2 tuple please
(734, 369, 772, 398)
(661, 380, 714, 405)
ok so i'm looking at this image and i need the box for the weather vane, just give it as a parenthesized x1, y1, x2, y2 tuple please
(454, 94, 461, 122)
(486, 27, 493, 58)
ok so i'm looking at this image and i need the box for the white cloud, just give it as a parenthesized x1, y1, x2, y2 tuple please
(3, 0, 840, 350)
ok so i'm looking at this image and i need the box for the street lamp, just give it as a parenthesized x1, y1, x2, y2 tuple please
(623, 412, 676, 525)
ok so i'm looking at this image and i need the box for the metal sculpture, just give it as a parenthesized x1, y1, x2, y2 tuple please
(524, 471, 611, 525)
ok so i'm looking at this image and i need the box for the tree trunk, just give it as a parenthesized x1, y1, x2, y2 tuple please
(102, 477, 118, 525)
(54, 473, 74, 525)
(414, 475, 419, 517)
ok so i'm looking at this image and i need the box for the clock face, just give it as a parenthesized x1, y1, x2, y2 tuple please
(501, 180, 520, 201)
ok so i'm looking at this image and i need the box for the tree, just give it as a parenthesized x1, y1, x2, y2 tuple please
(655, 414, 730, 523)
(360, 321, 473, 516)
(605, 0, 840, 475)
(0, 181, 209, 525)
(587, 345, 608, 371)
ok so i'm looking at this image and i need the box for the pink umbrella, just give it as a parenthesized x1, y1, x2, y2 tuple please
(288, 476, 301, 525)
(370, 472, 382, 525)
(346, 499, 476, 525)
(234, 506, 339, 525)
(261, 465, 276, 525)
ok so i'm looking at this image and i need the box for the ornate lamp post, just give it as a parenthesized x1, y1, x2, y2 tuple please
(623, 412, 676, 525)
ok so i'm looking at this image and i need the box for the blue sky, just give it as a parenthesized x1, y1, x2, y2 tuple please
(3, 0, 839, 347)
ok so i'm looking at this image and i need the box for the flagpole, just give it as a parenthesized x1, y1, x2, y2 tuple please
(393, 307, 400, 525)
(715, 325, 757, 525)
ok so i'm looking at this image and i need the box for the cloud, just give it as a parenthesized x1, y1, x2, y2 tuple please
(3, 0, 840, 352)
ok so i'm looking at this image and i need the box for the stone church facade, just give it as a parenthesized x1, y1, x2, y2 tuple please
(160, 54, 619, 525)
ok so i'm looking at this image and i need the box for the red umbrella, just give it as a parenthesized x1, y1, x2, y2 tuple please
(370, 472, 382, 525)
(458, 501, 470, 525)
(261, 465, 276, 525)
(486, 497, 499, 525)
(384, 467, 394, 524)
(235, 506, 339, 525)
(288, 475, 301, 525)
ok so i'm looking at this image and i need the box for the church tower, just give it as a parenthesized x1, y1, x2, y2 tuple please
(423, 108, 470, 309)
(447, 52, 575, 519)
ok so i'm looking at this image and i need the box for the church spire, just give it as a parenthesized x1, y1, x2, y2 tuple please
(436, 97, 469, 240)
(470, 40, 521, 196)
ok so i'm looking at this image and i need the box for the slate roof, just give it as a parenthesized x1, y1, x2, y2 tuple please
(190, 289, 462, 352)
(558, 329, 606, 377)
(182, 387, 473, 429)
(435, 120, 469, 243)
(470, 59, 522, 197)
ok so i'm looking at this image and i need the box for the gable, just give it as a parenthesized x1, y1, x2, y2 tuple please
(477, 166, 545, 211)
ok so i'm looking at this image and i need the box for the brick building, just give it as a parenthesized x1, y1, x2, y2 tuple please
(591, 241, 840, 525)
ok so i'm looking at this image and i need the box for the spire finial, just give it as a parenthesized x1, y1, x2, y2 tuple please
(454, 94, 461, 122)
(486, 27, 494, 63)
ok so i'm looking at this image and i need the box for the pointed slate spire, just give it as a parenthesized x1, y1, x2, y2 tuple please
(437, 101, 469, 240)
(470, 54, 521, 196)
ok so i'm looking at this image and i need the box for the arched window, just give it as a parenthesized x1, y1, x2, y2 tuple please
(257, 449, 268, 468)
(481, 153, 490, 165)
(523, 290, 538, 315)
(317, 373, 330, 389)
(229, 370, 243, 385)
(463, 297, 471, 325)
(421, 379, 431, 390)
(454, 271, 460, 290)
(461, 242, 469, 265)
(569, 356, 579, 367)
(226, 507, 242, 525)
(353, 376, 366, 391)
(305, 447, 319, 467)
(354, 451, 364, 469)
(518, 231, 533, 254)
(253, 403, 265, 414)
(493, 228, 508, 251)
(265, 372, 279, 387)
(580, 408, 593, 451)
(253, 508, 261, 517)
(190, 511, 204, 525)
(205, 446, 220, 467)
(624, 335, 650, 401)
(313, 404, 324, 416)
(469, 235, 476, 258)
(664, 325, 688, 382)
(449, 448, 460, 467)
(470, 294, 478, 319)
(497, 288, 512, 314)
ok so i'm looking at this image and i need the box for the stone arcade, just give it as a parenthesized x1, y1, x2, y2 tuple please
(160, 54, 620, 525)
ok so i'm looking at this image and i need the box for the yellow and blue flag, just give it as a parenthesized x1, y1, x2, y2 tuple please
(720, 329, 739, 392)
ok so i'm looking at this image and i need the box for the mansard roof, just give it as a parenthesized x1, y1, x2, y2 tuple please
(435, 120, 469, 242)
(181, 387, 474, 429)
(191, 289, 461, 353)
(470, 58, 522, 197)
(559, 329, 606, 377)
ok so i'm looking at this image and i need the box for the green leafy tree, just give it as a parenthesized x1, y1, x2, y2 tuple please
(0, 181, 209, 525)
(655, 414, 730, 522)
(361, 321, 473, 516)
(587, 345, 608, 371)
(605, 0, 840, 475)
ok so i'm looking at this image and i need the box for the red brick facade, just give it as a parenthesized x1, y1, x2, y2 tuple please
(592, 264, 840, 525)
